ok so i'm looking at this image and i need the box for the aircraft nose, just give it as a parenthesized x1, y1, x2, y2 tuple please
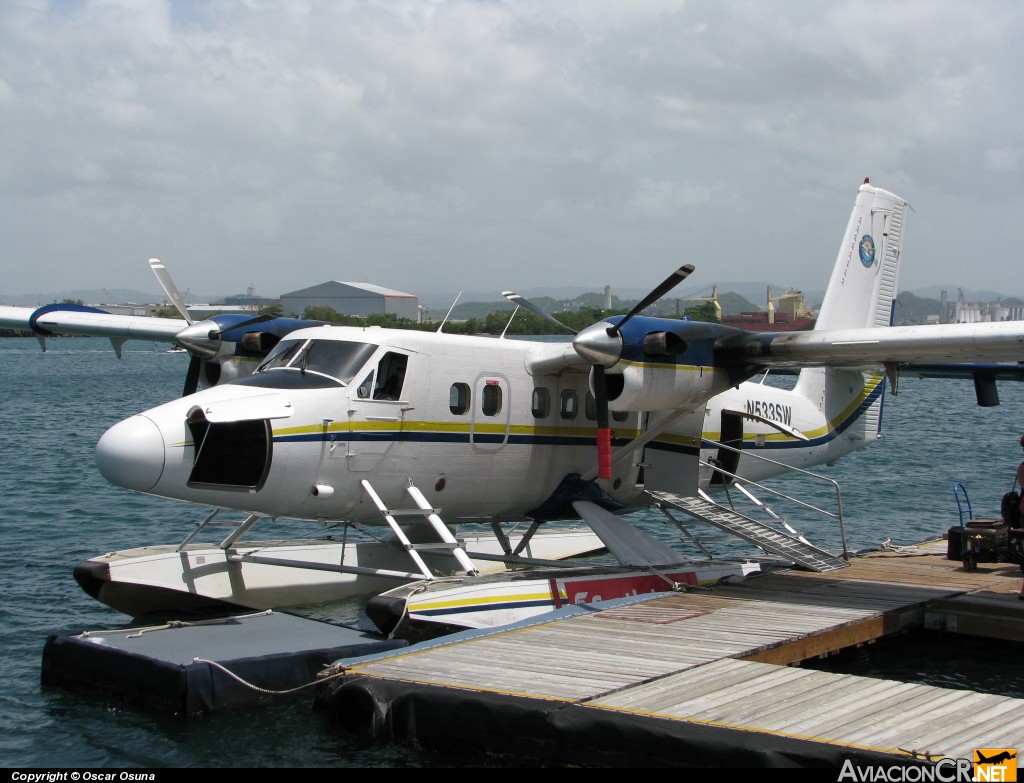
(96, 415, 166, 492)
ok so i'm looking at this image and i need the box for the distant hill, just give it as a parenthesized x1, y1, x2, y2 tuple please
(893, 292, 943, 324)
(718, 292, 760, 316)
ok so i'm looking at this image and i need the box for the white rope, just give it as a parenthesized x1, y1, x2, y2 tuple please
(191, 657, 350, 695)
(881, 538, 920, 554)
(77, 610, 275, 639)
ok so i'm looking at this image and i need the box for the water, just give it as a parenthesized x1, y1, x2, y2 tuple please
(1, 337, 1022, 767)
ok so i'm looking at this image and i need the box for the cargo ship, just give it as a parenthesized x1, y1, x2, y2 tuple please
(721, 286, 816, 332)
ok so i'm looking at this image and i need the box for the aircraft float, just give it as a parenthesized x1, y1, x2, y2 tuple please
(3, 179, 1023, 623)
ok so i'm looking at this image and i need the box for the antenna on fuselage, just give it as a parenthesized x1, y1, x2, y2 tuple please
(500, 305, 521, 338)
(436, 292, 462, 334)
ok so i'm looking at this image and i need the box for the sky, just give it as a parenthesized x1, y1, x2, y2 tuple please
(2, 0, 1023, 303)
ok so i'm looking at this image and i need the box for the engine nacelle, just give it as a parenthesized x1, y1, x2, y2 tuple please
(602, 362, 735, 412)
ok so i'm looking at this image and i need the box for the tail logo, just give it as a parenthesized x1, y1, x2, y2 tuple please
(859, 235, 876, 267)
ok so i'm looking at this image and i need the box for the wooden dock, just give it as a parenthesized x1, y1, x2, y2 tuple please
(316, 540, 1024, 768)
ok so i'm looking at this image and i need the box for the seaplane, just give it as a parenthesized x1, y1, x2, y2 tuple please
(4, 179, 1024, 628)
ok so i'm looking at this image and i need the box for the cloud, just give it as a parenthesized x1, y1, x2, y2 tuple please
(2, 0, 1023, 301)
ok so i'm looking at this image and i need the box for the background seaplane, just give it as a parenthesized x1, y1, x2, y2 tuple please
(3, 179, 1023, 621)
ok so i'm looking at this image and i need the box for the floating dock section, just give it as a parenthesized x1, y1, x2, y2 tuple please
(42, 610, 406, 716)
(317, 541, 1024, 768)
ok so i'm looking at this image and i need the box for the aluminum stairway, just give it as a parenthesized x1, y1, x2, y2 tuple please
(646, 490, 849, 572)
(361, 479, 480, 579)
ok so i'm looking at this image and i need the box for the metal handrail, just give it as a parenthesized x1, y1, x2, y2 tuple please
(953, 481, 973, 525)
(698, 438, 848, 560)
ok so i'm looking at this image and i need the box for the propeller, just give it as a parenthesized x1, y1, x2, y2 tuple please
(149, 258, 193, 324)
(149, 258, 211, 395)
(609, 265, 694, 338)
(500, 291, 577, 335)
(504, 264, 695, 481)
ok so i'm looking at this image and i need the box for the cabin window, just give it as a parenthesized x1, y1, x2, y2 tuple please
(449, 383, 470, 415)
(559, 390, 578, 420)
(585, 392, 597, 421)
(481, 383, 502, 417)
(531, 387, 550, 418)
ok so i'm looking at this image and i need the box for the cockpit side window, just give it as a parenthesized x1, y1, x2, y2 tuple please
(372, 352, 408, 400)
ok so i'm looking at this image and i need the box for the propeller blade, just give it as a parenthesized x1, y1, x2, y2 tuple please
(609, 264, 695, 336)
(502, 291, 577, 335)
(592, 365, 612, 480)
(149, 258, 193, 325)
(183, 356, 202, 396)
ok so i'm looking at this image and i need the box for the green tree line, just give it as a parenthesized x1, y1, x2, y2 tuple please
(299, 300, 721, 335)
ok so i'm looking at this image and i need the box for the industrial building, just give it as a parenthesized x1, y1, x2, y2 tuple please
(280, 281, 419, 320)
(940, 289, 1024, 323)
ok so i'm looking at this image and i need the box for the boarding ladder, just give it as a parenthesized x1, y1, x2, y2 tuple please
(646, 490, 849, 572)
(361, 480, 480, 580)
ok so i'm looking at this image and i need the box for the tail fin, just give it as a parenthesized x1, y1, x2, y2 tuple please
(812, 179, 909, 331)
(795, 180, 909, 448)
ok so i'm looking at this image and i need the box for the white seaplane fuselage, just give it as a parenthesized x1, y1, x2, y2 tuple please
(94, 324, 878, 526)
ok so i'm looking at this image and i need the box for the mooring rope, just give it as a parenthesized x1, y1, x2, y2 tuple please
(191, 657, 350, 695)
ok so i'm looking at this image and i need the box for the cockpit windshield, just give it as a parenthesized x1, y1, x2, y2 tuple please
(258, 339, 304, 371)
(255, 338, 377, 385)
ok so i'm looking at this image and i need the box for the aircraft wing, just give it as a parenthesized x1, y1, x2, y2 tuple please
(0, 304, 186, 341)
(717, 321, 1024, 369)
(0, 305, 33, 331)
(0, 303, 186, 354)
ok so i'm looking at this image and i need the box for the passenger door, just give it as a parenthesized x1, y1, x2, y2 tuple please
(470, 373, 510, 453)
(346, 350, 411, 472)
